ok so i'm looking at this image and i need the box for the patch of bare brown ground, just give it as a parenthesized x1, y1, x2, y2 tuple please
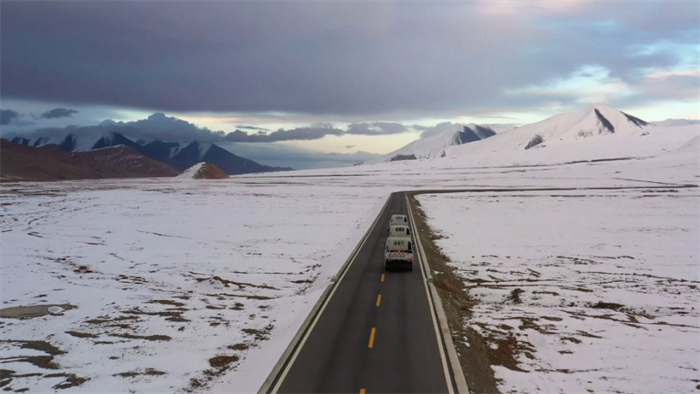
(185, 163, 229, 179)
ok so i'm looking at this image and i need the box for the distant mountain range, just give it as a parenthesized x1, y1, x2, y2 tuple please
(1, 139, 179, 182)
(9, 131, 292, 177)
(5, 105, 696, 180)
(376, 104, 695, 162)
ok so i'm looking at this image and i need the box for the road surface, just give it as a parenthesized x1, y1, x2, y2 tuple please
(274, 192, 452, 393)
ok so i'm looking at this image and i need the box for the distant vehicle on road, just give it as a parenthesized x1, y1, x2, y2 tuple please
(388, 214, 409, 234)
(384, 236, 413, 271)
(389, 214, 408, 226)
(389, 224, 411, 238)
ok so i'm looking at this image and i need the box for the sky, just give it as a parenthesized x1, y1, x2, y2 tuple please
(1, 1, 698, 169)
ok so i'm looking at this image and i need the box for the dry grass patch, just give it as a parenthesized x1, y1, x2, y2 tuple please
(114, 368, 166, 378)
(110, 333, 171, 341)
(65, 331, 99, 339)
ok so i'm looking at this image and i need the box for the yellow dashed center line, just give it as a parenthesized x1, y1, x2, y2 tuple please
(376, 294, 382, 307)
(359, 389, 366, 394)
(381, 273, 386, 282)
(368, 327, 377, 348)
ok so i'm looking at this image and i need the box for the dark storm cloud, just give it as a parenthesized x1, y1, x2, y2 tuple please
(1, 109, 20, 125)
(346, 122, 407, 135)
(39, 108, 78, 119)
(1, 2, 697, 117)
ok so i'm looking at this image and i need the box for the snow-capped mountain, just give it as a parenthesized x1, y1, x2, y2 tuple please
(376, 122, 503, 162)
(367, 104, 688, 165)
(430, 104, 661, 158)
(154, 140, 292, 174)
(477, 104, 653, 152)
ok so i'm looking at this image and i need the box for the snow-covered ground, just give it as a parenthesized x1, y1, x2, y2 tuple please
(1, 117, 697, 392)
(417, 171, 699, 391)
(0, 180, 390, 392)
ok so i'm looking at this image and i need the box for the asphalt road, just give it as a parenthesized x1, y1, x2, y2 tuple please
(275, 192, 451, 393)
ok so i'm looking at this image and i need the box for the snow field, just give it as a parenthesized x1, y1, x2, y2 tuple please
(0, 180, 388, 392)
(418, 187, 699, 393)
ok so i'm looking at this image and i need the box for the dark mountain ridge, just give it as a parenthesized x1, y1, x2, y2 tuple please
(1, 139, 179, 182)
(10, 131, 292, 175)
(456, 125, 497, 143)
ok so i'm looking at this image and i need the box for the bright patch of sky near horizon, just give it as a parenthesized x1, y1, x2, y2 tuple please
(1, 1, 698, 165)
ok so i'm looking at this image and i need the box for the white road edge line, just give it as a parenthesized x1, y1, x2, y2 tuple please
(259, 194, 393, 394)
(407, 194, 470, 394)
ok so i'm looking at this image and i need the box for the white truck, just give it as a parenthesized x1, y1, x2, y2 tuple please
(387, 215, 409, 235)
(388, 224, 411, 238)
(384, 215, 413, 271)
(389, 214, 408, 227)
(384, 236, 414, 271)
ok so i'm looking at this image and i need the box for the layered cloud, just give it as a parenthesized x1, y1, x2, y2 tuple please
(223, 124, 344, 143)
(236, 125, 270, 131)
